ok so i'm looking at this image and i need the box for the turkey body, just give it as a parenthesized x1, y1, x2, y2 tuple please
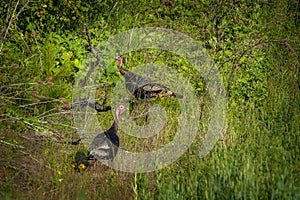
(89, 105, 126, 162)
(115, 56, 183, 99)
(89, 122, 119, 161)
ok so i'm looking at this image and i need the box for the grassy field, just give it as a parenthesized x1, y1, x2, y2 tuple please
(0, 0, 299, 199)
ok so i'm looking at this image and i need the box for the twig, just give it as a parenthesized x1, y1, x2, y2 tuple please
(0, 139, 25, 149)
(67, 138, 82, 145)
(73, 96, 111, 113)
(0, 0, 29, 52)
(80, 24, 101, 87)
(10, 0, 30, 25)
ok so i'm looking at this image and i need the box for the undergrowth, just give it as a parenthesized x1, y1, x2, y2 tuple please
(0, 0, 299, 199)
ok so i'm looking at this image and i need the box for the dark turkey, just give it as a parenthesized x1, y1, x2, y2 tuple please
(115, 56, 183, 99)
(89, 105, 127, 162)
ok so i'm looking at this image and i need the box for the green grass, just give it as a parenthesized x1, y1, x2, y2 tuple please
(1, 67, 298, 199)
(0, 0, 299, 199)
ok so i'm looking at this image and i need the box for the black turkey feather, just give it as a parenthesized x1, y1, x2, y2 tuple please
(115, 56, 183, 99)
(89, 105, 127, 161)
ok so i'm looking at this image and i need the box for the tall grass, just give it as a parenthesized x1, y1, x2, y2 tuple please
(132, 66, 299, 199)
(1, 1, 299, 199)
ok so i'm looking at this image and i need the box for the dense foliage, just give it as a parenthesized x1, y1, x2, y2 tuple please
(0, 0, 299, 199)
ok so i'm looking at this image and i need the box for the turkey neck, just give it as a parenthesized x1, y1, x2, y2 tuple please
(105, 109, 121, 137)
(117, 59, 128, 75)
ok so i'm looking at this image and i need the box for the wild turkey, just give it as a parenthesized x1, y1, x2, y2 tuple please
(89, 105, 127, 163)
(115, 56, 183, 99)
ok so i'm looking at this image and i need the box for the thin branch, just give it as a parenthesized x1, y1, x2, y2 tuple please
(0, 139, 25, 150)
(80, 24, 101, 87)
(0, 0, 29, 52)
(73, 95, 112, 113)
(11, 0, 30, 25)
